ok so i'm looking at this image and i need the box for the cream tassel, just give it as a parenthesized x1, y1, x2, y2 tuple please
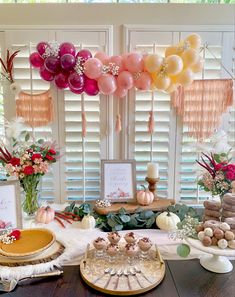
(82, 112, 87, 138)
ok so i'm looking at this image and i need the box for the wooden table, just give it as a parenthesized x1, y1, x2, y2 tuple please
(1, 259, 234, 297)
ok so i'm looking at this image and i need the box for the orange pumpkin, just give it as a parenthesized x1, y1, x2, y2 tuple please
(136, 185, 154, 206)
(36, 206, 55, 224)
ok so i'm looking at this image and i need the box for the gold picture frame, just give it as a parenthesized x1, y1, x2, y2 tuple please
(0, 180, 22, 230)
(101, 159, 136, 202)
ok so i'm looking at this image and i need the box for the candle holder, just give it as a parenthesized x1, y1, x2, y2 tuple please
(145, 177, 159, 199)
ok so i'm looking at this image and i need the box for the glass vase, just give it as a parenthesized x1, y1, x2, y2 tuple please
(21, 175, 41, 218)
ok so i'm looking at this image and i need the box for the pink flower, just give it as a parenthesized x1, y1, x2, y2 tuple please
(23, 165, 34, 175)
(226, 170, 235, 181)
(214, 163, 224, 171)
(31, 153, 42, 162)
(9, 157, 20, 166)
(45, 154, 54, 161)
(48, 149, 56, 155)
(226, 164, 235, 172)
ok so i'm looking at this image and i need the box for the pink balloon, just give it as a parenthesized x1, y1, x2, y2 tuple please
(29, 52, 44, 68)
(84, 58, 103, 80)
(114, 86, 128, 98)
(68, 72, 84, 90)
(117, 71, 134, 90)
(59, 42, 76, 56)
(84, 77, 99, 96)
(109, 56, 125, 73)
(54, 72, 68, 89)
(98, 74, 117, 95)
(125, 53, 144, 73)
(94, 52, 109, 64)
(39, 66, 54, 81)
(60, 54, 76, 71)
(76, 49, 92, 62)
(134, 72, 152, 91)
(36, 42, 49, 57)
(69, 85, 84, 94)
(45, 56, 61, 74)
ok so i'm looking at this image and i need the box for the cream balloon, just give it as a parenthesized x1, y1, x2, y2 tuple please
(185, 34, 202, 50)
(154, 75, 171, 91)
(144, 54, 163, 73)
(165, 82, 178, 94)
(165, 46, 179, 57)
(177, 69, 194, 87)
(182, 48, 199, 68)
(165, 55, 183, 76)
(191, 58, 204, 73)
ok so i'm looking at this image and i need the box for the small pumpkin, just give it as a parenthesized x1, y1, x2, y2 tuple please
(156, 211, 180, 231)
(81, 214, 96, 229)
(136, 185, 154, 206)
(36, 206, 55, 224)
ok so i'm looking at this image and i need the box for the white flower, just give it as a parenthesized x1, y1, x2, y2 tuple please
(10, 82, 22, 96)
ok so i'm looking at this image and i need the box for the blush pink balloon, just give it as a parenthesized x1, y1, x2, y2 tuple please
(134, 72, 152, 91)
(76, 49, 92, 62)
(114, 86, 128, 98)
(84, 58, 103, 80)
(94, 52, 109, 64)
(45, 56, 61, 74)
(39, 66, 55, 81)
(109, 55, 125, 73)
(60, 54, 76, 71)
(98, 74, 117, 95)
(54, 72, 68, 89)
(59, 42, 76, 56)
(69, 85, 84, 94)
(117, 71, 134, 90)
(68, 72, 84, 90)
(36, 42, 49, 57)
(29, 52, 44, 68)
(125, 53, 144, 73)
(84, 77, 99, 96)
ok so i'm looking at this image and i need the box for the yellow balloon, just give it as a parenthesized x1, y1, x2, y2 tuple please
(185, 34, 202, 50)
(165, 55, 183, 76)
(165, 83, 178, 94)
(191, 58, 204, 73)
(154, 75, 171, 91)
(182, 48, 199, 68)
(165, 46, 179, 57)
(145, 54, 163, 73)
(177, 69, 194, 87)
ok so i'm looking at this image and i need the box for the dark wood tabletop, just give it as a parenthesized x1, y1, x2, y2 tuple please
(1, 260, 234, 297)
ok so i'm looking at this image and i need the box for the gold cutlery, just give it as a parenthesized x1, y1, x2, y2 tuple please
(114, 269, 123, 290)
(134, 266, 152, 284)
(129, 267, 144, 288)
(83, 243, 90, 269)
(104, 269, 116, 289)
(93, 268, 111, 284)
(155, 244, 164, 265)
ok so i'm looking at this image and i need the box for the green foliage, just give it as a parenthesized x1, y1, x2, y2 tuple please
(167, 203, 201, 221)
(64, 202, 91, 218)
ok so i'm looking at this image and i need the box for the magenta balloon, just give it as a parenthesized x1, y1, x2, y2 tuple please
(98, 74, 117, 95)
(29, 52, 44, 68)
(76, 49, 92, 62)
(117, 71, 134, 90)
(39, 66, 54, 81)
(134, 72, 152, 91)
(84, 58, 103, 80)
(125, 53, 144, 73)
(84, 77, 99, 96)
(60, 54, 76, 71)
(59, 42, 76, 56)
(68, 72, 84, 90)
(109, 55, 125, 73)
(36, 42, 49, 57)
(69, 85, 84, 94)
(54, 72, 69, 89)
(114, 86, 128, 98)
(45, 56, 61, 74)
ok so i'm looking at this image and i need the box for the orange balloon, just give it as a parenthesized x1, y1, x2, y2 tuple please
(165, 55, 183, 76)
(177, 69, 194, 87)
(165, 46, 179, 57)
(182, 48, 199, 68)
(154, 75, 171, 91)
(185, 34, 202, 50)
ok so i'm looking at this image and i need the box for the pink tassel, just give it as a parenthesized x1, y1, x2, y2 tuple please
(115, 114, 122, 133)
(148, 111, 154, 134)
(82, 112, 87, 138)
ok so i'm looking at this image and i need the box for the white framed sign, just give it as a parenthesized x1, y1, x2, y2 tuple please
(0, 180, 22, 230)
(101, 160, 136, 202)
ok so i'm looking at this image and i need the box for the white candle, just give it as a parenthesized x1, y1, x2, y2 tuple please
(147, 163, 159, 178)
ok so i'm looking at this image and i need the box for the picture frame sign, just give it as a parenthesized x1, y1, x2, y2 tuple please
(101, 160, 136, 202)
(0, 180, 22, 230)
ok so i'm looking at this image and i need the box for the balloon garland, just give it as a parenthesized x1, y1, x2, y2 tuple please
(29, 34, 203, 96)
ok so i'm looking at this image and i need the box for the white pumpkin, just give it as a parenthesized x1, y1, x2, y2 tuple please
(36, 206, 55, 224)
(156, 211, 180, 231)
(136, 185, 154, 206)
(81, 215, 96, 229)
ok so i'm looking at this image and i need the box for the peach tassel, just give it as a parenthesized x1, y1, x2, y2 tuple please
(82, 112, 87, 138)
(115, 114, 122, 133)
(148, 111, 155, 134)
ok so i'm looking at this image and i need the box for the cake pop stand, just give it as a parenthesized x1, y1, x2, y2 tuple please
(186, 238, 235, 273)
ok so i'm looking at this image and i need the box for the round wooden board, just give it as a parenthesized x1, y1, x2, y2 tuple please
(0, 241, 65, 267)
(80, 248, 165, 296)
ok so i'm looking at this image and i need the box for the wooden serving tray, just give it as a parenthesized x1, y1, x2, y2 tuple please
(94, 199, 175, 215)
(80, 247, 165, 296)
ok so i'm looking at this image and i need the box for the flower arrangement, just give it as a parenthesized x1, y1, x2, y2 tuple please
(0, 132, 59, 216)
(197, 151, 235, 197)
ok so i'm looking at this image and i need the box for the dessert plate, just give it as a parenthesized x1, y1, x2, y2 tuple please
(0, 228, 55, 259)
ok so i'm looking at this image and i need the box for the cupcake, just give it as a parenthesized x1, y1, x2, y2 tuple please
(106, 243, 119, 256)
(124, 232, 138, 244)
(138, 237, 153, 252)
(93, 237, 107, 251)
(107, 231, 121, 244)
(125, 243, 139, 257)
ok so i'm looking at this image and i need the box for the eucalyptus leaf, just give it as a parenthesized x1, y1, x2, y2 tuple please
(120, 214, 131, 223)
(107, 218, 117, 228)
(114, 224, 123, 231)
(146, 216, 156, 228)
(177, 244, 190, 258)
(118, 208, 127, 215)
(25, 132, 30, 142)
(37, 139, 44, 144)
